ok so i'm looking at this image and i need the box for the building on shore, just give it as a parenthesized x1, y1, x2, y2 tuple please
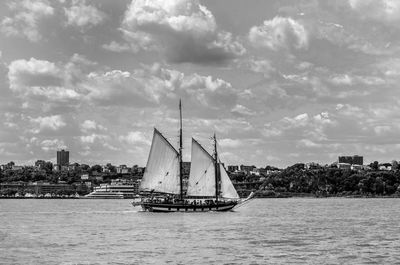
(57, 150, 69, 166)
(227, 165, 239, 172)
(0, 181, 74, 196)
(240, 165, 256, 174)
(338, 155, 363, 165)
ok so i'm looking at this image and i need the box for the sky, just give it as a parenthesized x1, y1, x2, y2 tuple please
(1, 0, 400, 168)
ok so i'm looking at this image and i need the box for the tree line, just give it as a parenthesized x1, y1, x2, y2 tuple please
(258, 163, 400, 196)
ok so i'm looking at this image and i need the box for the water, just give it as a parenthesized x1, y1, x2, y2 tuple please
(1, 198, 400, 265)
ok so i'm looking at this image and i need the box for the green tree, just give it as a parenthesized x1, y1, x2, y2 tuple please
(370, 161, 379, 171)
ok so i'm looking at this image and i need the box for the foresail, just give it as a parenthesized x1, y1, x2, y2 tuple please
(220, 164, 239, 199)
(140, 129, 180, 194)
(187, 138, 216, 197)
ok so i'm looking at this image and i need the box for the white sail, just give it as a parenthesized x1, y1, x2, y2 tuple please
(187, 138, 216, 197)
(219, 163, 239, 199)
(140, 129, 180, 194)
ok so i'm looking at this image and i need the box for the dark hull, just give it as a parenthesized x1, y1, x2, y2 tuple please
(137, 201, 238, 212)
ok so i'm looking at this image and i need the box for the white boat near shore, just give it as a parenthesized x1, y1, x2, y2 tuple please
(83, 180, 139, 199)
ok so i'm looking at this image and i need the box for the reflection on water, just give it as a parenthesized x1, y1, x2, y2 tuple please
(1, 198, 400, 264)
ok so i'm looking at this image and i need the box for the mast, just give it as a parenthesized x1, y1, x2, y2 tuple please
(213, 133, 219, 202)
(179, 99, 183, 200)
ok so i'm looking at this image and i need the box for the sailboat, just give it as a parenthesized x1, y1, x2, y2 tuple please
(132, 100, 252, 212)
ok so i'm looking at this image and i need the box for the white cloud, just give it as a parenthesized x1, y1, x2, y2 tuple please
(248, 59, 275, 75)
(102, 41, 131, 52)
(80, 120, 106, 133)
(262, 126, 282, 137)
(297, 139, 320, 148)
(80, 120, 96, 131)
(283, 113, 310, 128)
(330, 74, 353, 85)
(231, 104, 255, 116)
(375, 58, 400, 77)
(121, 0, 245, 64)
(9, 58, 60, 89)
(329, 73, 386, 86)
(119, 131, 150, 145)
(83, 63, 237, 111)
(219, 138, 242, 148)
(1, 0, 54, 42)
(29, 115, 66, 133)
(41, 139, 66, 152)
(8, 56, 93, 102)
(83, 69, 159, 106)
(79, 134, 107, 144)
(8, 58, 67, 99)
(249, 16, 308, 50)
(7, 56, 237, 112)
(261, 111, 337, 145)
(64, 1, 106, 29)
(335, 103, 365, 119)
(349, 0, 400, 23)
(374, 125, 391, 135)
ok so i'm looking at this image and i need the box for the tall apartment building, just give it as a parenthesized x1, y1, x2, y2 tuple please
(338, 155, 363, 165)
(352, 155, 363, 165)
(57, 150, 69, 166)
(338, 156, 353, 164)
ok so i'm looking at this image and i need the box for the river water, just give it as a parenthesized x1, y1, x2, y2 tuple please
(1, 198, 400, 264)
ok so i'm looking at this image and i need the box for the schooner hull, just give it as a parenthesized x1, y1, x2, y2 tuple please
(138, 201, 237, 212)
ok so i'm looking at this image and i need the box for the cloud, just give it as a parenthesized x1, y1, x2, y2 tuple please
(8, 55, 97, 103)
(7, 55, 237, 114)
(297, 139, 320, 148)
(102, 41, 131, 52)
(29, 115, 66, 133)
(8, 57, 79, 102)
(262, 112, 336, 144)
(249, 16, 308, 51)
(41, 139, 66, 152)
(0, 0, 54, 42)
(119, 131, 150, 145)
(80, 120, 106, 133)
(83, 63, 237, 112)
(375, 58, 400, 77)
(231, 104, 256, 116)
(121, 0, 245, 64)
(247, 59, 275, 75)
(64, 1, 106, 29)
(329, 73, 386, 86)
(9, 58, 62, 91)
(261, 126, 282, 137)
(282, 113, 310, 128)
(79, 134, 107, 144)
(219, 138, 242, 148)
(374, 125, 392, 136)
(83, 69, 162, 107)
(349, 0, 400, 23)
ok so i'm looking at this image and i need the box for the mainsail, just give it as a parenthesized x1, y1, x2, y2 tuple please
(219, 163, 239, 199)
(140, 128, 180, 194)
(186, 138, 216, 197)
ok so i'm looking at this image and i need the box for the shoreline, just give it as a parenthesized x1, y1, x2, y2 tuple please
(2, 194, 400, 199)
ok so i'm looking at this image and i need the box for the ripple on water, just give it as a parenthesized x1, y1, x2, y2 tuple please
(1, 198, 400, 264)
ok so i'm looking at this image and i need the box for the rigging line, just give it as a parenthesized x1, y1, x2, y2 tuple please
(235, 194, 256, 208)
(155, 128, 179, 155)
